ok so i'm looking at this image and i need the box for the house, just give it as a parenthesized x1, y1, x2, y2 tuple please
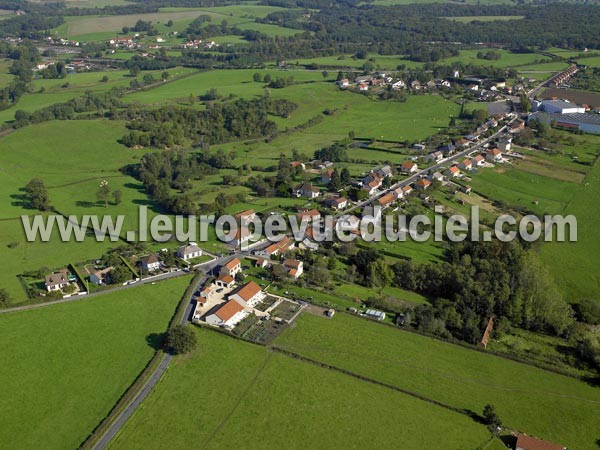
(509, 120, 525, 133)
(473, 154, 485, 167)
(200, 286, 212, 298)
(401, 161, 418, 174)
(486, 118, 498, 128)
(455, 138, 471, 148)
(362, 180, 380, 196)
(438, 143, 456, 156)
(321, 169, 335, 184)
(376, 165, 394, 179)
(229, 281, 264, 307)
(515, 433, 565, 450)
(425, 80, 436, 90)
(290, 161, 305, 171)
(365, 309, 386, 321)
(392, 80, 406, 90)
(459, 158, 473, 171)
(338, 213, 360, 228)
(326, 197, 348, 210)
(498, 137, 512, 152)
(45, 269, 70, 292)
(377, 192, 396, 209)
(393, 187, 405, 200)
(326, 308, 335, 317)
(293, 182, 320, 198)
(413, 143, 426, 152)
(220, 258, 242, 278)
(462, 185, 472, 195)
(215, 275, 235, 289)
(486, 148, 502, 162)
(192, 297, 208, 322)
(89, 267, 112, 286)
(410, 80, 421, 90)
(255, 236, 294, 258)
(358, 82, 369, 91)
(283, 259, 304, 279)
(337, 78, 350, 88)
(254, 258, 269, 269)
(426, 151, 444, 163)
(235, 209, 256, 226)
(402, 185, 413, 196)
(204, 299, 248, 329)
(415, 179, 431, 190)
(228, 226, 252, 248)
(177, 243, 202, 261)
(362, 172, 382, 188)
(445, 166, 461, 178)
(140, 254, 160, 272)
(298, 208, 321, 223)
(431, 171, 444, 183)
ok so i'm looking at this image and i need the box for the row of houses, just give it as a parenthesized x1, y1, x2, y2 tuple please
(338, 73, 453, 92)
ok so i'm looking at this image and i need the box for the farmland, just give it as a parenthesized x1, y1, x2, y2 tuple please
(0, 275, 190, 450)
(109, 327, 492, 450)
(275, 313, 600, 450)
(541, 159, 600, 300)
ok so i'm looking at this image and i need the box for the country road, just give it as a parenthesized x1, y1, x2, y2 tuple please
(90, 281, 201, 450)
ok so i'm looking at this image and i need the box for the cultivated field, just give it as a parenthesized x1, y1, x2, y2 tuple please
(109, 327, 493, 450)
(0, 276, 190, 450)
(541, 87, 600, 108)
(275, 313, 600, 450)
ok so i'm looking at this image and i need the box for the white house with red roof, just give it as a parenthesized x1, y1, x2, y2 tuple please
(228, 281, 265, 308)
(283, 259, 304, 279)
(204, 299, 248, 329)
(220, 258, 242, 278)
(401, 161, 418, 174)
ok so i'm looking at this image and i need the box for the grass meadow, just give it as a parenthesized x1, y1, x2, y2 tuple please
(109, 327, 492, 450)
(275, 313, 600, 450)
(541, 159, 600, 301)
(0, 276, 190, 450)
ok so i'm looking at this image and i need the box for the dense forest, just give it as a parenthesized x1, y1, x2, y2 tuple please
(118, 96, 296, 148)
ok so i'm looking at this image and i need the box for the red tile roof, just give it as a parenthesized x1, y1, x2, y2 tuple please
(214, 299, 244, 321)
(232, 281, 261, 302)
(515, 434, 564, 450)
(225, 258, 241, 270)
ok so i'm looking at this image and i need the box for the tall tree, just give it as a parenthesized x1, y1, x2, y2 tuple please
(24, 178, 50, 211)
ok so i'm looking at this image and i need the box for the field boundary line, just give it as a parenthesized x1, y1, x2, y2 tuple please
(79, 273, 201, 450)
(271, 346, 480, 420)
(202, 352, 274, 449)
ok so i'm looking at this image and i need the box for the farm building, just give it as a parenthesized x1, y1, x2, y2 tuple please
(529, 111, 600, 134)
(365, 309, 386, 321)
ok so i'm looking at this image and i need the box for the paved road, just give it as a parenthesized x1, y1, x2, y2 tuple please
(338, 121, 514, 218)
(0, 269, 188, 315)
(91, 276, 204, 450)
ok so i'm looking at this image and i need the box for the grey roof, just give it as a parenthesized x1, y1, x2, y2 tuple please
(530, 111, 600, 126)
(541, 99, 579, 110)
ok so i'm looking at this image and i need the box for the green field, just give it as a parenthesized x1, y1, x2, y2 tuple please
(275, 313, 600, 450)
(109, 327, 492, 449)
(0, 120, 158, 303)
(0, 68, 196, 124)
(469, 164, 579, 216)
(541, 159, 600, 300)
(0, 276, 190, 450)
(284, 54, 424, 70)
(576, 55, 600, 68)
(442, 49, 551, 68)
